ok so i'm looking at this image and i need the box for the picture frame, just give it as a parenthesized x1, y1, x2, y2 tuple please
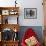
(24, 8, 37, 19)
(2, 10, 9, 15)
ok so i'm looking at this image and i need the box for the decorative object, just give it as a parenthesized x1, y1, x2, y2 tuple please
(2, 16, 8, 24)
(14, 28, 17, 32)
(1, 28, 18, 41)
(2, 10, 9, 15)
(24, 8, 37, 19)
(13, 32, 18, 41)
(2, 28, 13, 41)
(5, 18, 8, 24)
(9, 10, 18, 15)
(15, 0, 17, 7)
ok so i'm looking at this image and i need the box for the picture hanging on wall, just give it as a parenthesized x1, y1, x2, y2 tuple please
(24, 8, 37, 19)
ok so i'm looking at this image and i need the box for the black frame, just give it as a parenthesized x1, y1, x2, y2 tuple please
(24, 8, 37, 19)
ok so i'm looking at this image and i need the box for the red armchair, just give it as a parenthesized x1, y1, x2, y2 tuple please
(21, 28, 41, 46)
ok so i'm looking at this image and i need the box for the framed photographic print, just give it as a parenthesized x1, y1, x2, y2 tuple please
(24, 8, 37, 19)
(2, 10, 9, 15)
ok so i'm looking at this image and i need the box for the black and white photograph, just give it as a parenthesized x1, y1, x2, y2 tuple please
(24, 8, 37, 19)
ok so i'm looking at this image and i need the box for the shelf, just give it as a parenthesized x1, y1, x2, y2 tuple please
(0, 7, 19, 16)
(1, 15, 18, 24)
(0, 7, 19, 10)
(0, 24, 19, 32)
(0, 7, 19, 15)
(0, 7, 19, 46)
(2, 40, 19, 43)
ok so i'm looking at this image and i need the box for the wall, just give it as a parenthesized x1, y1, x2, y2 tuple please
(0, 0, 44, 26)
(17, 0, 44, 26)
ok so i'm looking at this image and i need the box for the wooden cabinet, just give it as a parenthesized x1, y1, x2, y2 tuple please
(0, 7, 19, 46)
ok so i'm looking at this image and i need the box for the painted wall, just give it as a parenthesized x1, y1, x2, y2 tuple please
(0, 0, 44, 26)
(18, 0, 44, 26)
